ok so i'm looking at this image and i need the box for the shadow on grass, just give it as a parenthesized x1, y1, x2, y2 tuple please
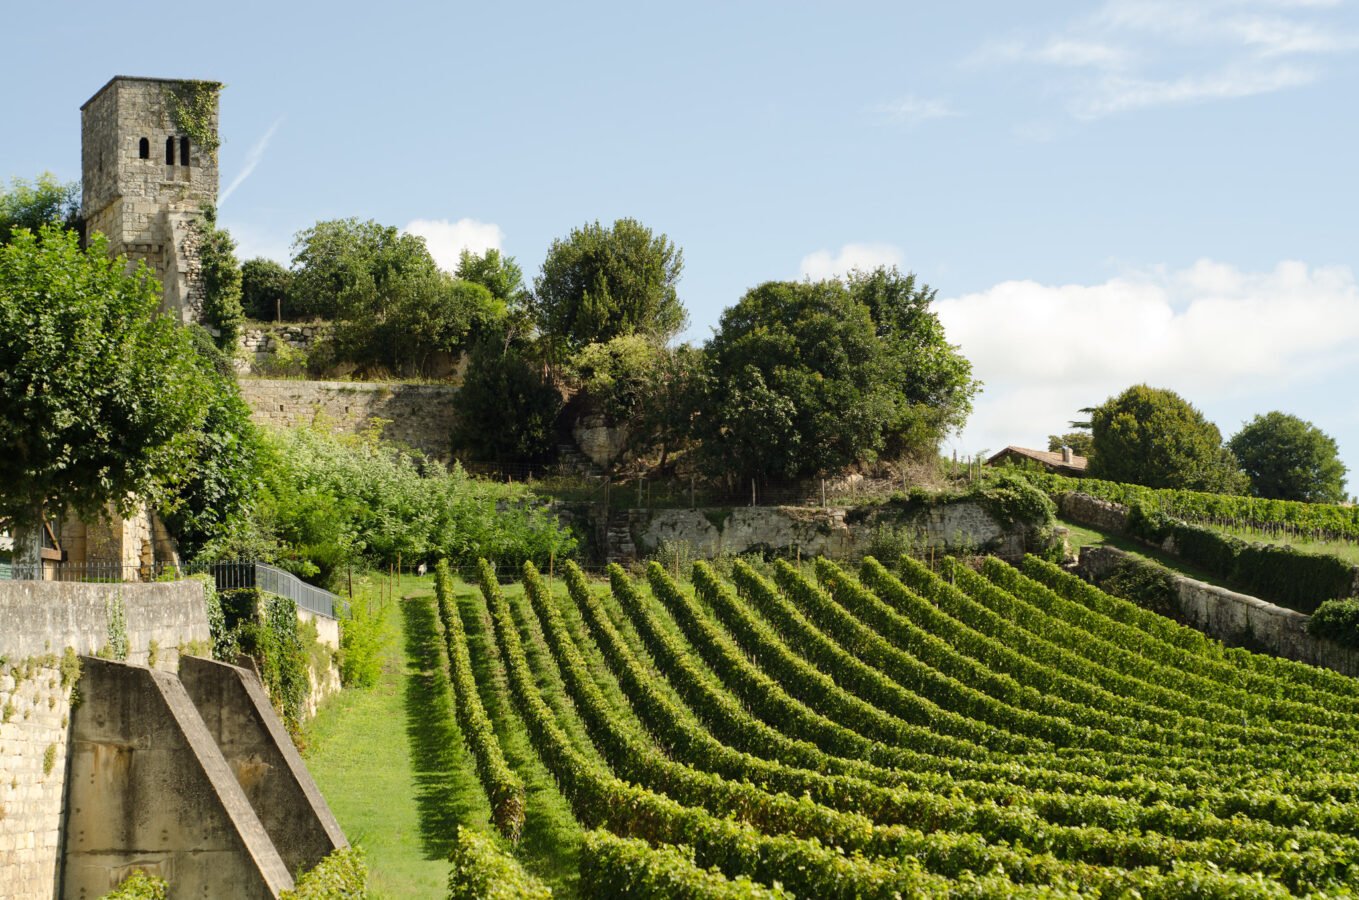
(400, 597, 480, 861)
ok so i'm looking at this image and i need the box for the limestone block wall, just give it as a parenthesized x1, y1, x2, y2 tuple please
(236, 324, 331, 375)
(0, 581, 209, 900)
(1077, 545, 1359, 677)
(628, 500, 1036, 562)
(0, 656, 75, 900)
(238, 378, 459, 461)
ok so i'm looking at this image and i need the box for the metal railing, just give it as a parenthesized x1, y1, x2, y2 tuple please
(0, 559, 341, 620)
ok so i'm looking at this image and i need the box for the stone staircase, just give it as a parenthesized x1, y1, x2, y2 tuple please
(555, 442, 604, 477)
(602, 509, 639, 565)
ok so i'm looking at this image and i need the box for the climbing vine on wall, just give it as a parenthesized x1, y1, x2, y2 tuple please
(163, 81, 223, 160)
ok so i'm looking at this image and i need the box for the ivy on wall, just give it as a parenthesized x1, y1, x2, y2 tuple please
(163, 81, 223, 161)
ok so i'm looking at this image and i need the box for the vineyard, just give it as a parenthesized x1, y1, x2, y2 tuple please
(429, 552, 1359, 898)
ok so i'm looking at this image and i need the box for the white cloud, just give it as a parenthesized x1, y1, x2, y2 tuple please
(1073, 63, 1316, 117)
(403, 218, 504, 272)
(799, 243, 905, 280)
(978, 0, 1356, 118)
(876, 95, 961, 125)
(220, 117, 284, 206)
(936, 259, 1359, 458)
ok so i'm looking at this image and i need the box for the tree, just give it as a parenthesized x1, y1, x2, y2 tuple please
(160, 328, 262, 559)
(695, 269, 977, 484)
(193, 206, 244, 350)
(240, 257, 294, 321)
(1228, 412, 1347, 503)
(453, 337, 562, 465)
(457, 248, 527, 307)
(1048, 432, 1094, 458)
(0, 226, 209, 560)
(0, 173, 79, 244)
(291, 218, 504, 376)
(532, 218, 686, 352)
(290, 218, 437, 320)
(1088, 385, 1247, 493)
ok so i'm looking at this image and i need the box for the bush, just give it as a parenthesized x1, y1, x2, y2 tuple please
(1096, 557, 1181, 621)
(281, 847, 369, 899)
(1308, 599, 1359, 648)
(221, 589, 310, 731)
(446, 826, 551, 900)
(338, 597, 386, 688)
(100, 870, 167, 900)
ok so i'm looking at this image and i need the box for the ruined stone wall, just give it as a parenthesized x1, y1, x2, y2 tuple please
(237, 378, 459, 461)
(236, 324, 332, 375)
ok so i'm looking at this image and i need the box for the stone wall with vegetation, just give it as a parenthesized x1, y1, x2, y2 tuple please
(629, 499, 1044, 563)
(237, 378, 459, 461)
(1077, 545, 1359, 677)
(0, 580, 209, 900)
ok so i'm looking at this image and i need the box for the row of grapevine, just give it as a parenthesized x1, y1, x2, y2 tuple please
(429, 549, 1359, 896)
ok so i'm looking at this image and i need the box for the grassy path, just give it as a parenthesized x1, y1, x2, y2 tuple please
(303, 579, 488, 899)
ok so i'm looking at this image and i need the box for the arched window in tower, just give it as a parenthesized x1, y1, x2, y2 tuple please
(180, 137, 190, 167)
(165, 137, 175, 165)
(138, 137, 150, 159)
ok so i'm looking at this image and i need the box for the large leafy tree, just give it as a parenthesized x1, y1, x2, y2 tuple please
(1089, 385, 1247, 493)
(0, 226, 209, 557)
(1228, 411, 1347, 503)
(532, 218, 686, 352)
(0, 173, 79, 244)
(453, 335, 562, 466)
(695, 268, 977, 484)
(291, 218, 504, 376)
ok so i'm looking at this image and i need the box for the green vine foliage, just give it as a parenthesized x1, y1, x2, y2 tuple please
(192, 206, 244, 350)
(163, 81, 222, 161)
(105, 591, 129, 661)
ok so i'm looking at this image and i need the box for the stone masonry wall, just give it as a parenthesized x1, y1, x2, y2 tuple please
(628, 500, 1038, 563)
(1077, 545, 1359, 678)
(238, 378, 459, 461)
(236, 325, 331, 375)
(0, 581, 209, 900)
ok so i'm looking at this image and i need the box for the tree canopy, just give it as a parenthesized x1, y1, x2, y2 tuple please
(1228, 411, 1348, 503)
(1048, 432, 1094, 458)
(1088, 385, 1247, 494)
(193, 206, 244, 350)
(0, 226, 209, 528)
(240, 257, 294, 321)
(695, 268, 977, 484)
(290, 218, 505, 376)
(0, 173, 79, 245)
(531, 218, 686, 351)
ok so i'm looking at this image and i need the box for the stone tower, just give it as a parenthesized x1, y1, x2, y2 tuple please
(80, 76, 221, 324)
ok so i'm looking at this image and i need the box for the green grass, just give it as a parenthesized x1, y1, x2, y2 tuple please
(303, 574, 491, 899)
(1059, 518, 1239, 591)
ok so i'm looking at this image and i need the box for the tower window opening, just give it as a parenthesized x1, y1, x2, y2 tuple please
(165, 137, 175, 165)
(180, 137, 190, 167)
(138, 137, 149, 159)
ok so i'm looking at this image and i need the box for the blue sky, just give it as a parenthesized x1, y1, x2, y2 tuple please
(5, 0, 1359, 487)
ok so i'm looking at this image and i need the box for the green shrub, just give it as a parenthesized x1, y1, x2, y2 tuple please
(1096, 557, 1181, 621)
(338, 598, 386, 688)
(1308, 598, 1359, 648)
(99, 869, 167, 900)
(281, 846, 369, 899)
(223, 589, 310, 731)
(446, 826, 551, 899)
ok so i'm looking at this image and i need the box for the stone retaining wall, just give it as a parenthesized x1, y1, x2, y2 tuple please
(1077, 545, 1359, 677)
(237, 378, 459, 461)
(0, 581, 209, 899)
(626, 500, 1040, 562)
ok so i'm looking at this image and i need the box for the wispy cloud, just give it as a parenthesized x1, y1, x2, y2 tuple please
(800, 243, 904, 280)
(875, 95, 961, 126)
(978, 0, 1356, 119)
(220, 117, 284, 206)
